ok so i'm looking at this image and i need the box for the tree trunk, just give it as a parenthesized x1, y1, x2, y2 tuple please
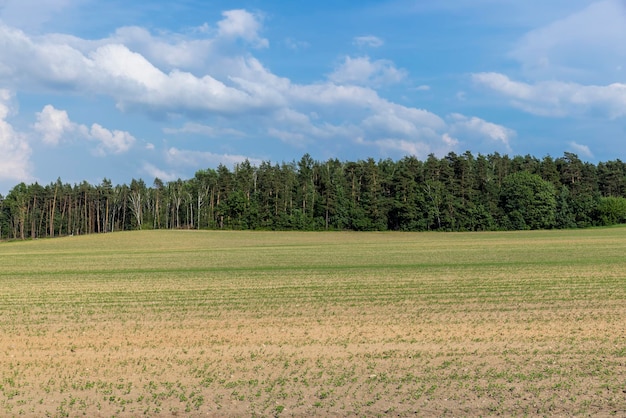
(49, 183, 58, 237)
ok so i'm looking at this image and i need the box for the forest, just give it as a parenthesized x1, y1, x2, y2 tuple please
(1, 151, 626, 240)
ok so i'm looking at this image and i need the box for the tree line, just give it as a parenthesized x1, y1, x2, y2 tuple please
(1, 151, 626, 240)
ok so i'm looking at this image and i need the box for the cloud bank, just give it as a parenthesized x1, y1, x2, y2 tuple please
(0, 9, 512, 167)
(0, 90, 32, 183)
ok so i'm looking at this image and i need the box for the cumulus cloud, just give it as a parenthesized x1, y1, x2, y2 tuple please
(260, 79, 458, 158)
(89, 124, 136, 155)
(353, 35, 384, 48)
(448, 113, 515, 149)
(0, 7, 522, 178)
(34, 105, 73, 145)
(329, 56, 407, 86)
(217, 9, 268, 48)
(355, 130, 460, 159)
(288, 82, 381, 108)
(473, 72, 626, 118)
(0, 15, 274, 116)
(33, 104, 135, 155)
(353, 104, 461, 158)
(0, 89, 32, 183)
(264, 108, 358, 148)
(353, 110, 517, 159)
(94, 43, 264, 114)
(365, 102, 445, 134)
(3, 12, 503, 164)
(110, 26, 215, 72)
(0, 13, 446, 155)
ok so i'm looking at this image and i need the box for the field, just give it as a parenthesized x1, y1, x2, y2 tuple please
(0, 228, 625, 417)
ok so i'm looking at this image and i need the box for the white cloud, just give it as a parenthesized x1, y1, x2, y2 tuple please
(0, 17, 462, 158)
(166, 147, 262, 168)
(217, 9, 268, 48)
(353, 35, 384, 48)
(0, 16, 440, 151)
(329, 56, 407, 86)
(87, 44, 267, 115)
(289, 82, 380, 108)
(267, 108, 360, 147)
(110, 26, 215, 72)
(510, 0, 626, 82)
(34, 105, 73, 145)
(352, 103, 462, 158)
(372, 138, 431, 157)
(0, 90, 32, 183)
(268, 109, 314, 145)
(88, 43, 168, 91)
(356, 130, 461, 159)
(0, 8, 523, 171)
(0, 21, 274, 117)
(363, 110, 427, 138)
(441, 133, 459, 147)
(284, 82, 448, 146)
(32, 104, 136, 155)
(106, 10, 268, 71)
(366, 102, 445, 133)
(142, 162, 180, 182)
(273, 108, 347, 137)
(473, 72, 626, 118)
(89, 124, 136, 155)
(569, 142, 593, 158)
(472, 72, 533, 100)
(256, 78, 458, 157)
(448, 113, 515, 148)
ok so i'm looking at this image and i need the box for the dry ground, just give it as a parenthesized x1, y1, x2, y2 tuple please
(0, 229, 625, 417)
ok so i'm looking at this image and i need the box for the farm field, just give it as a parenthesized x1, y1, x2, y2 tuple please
(1, 229, 625, 417)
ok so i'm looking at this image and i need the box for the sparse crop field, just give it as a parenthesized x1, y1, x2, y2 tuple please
(1, 229, 625, 417)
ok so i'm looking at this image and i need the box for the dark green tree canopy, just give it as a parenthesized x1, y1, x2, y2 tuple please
(500, 171, 557, 230)
(1, 152, 625, 239)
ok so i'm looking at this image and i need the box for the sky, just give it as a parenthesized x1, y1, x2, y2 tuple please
(0, 0, 625, 194)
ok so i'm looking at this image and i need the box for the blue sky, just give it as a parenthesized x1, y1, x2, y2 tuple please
(0, 0, 625, 194)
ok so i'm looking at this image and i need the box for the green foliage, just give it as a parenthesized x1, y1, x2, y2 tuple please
(2, 152, 626, 239)
(555, 186, 577, 229)
(500, 171, 557, 230)
(596, 196, 626, 225)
